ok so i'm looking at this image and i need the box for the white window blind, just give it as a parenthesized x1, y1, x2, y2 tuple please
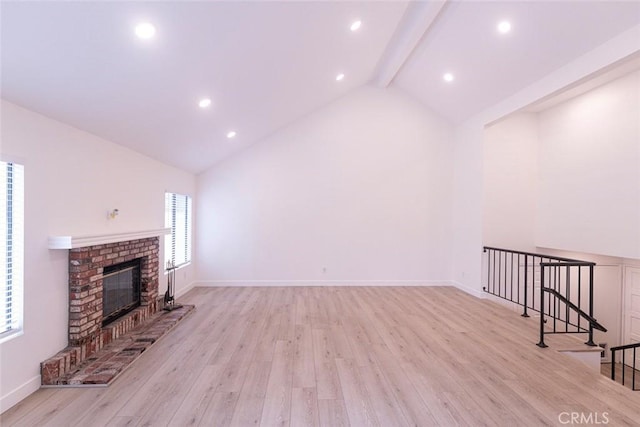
(164, 192, 192, 269)
(1, 161, 24, 337)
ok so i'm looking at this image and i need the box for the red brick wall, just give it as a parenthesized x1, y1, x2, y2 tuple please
(68, 237, 160, 345)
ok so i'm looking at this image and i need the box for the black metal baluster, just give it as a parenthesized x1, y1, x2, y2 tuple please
(485, 249, 491, 294)
(510, 252, 514, 302)
(531, 256, 536, 312)
(522, 254, 529, 316)
(552, 265, 557, 333)
(586, 265, 595, 346)
(578, 267, 582, 332)
(537, 266, 547, 348)
(633, 348, 637, 390)
(623, 351, 626, 386)
(498, 252, 507, 295)
(565, 266, 570, 333)
(548, 261, 552, 318)
(492, 250, 497, 294)
(517, 254, 521, 304)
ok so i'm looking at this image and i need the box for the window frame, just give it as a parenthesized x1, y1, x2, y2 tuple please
(164, 192, 192, 271)
(0, 160, 24, 343)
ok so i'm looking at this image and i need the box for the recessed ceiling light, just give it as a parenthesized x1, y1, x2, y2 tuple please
(198, 98, 211, 108)
(135, 22, 156, 40)
(336, 73, 345, 82)
(497, 21, 512, 34)
(350, 20, 362, 32)
(226, 131, 237, 139)
(443, 73, 454, 83)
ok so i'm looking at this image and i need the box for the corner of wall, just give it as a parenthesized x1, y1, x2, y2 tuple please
(176, 280, 198, 299)
(450, 121, 485, 296)
(451, 280, 485, 299)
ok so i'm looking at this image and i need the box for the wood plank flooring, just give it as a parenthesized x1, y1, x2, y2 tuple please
(2, 286, 640, 426)
(601, 362, 640, 391)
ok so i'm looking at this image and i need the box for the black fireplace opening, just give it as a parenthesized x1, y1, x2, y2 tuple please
(102, 258, 141, 326)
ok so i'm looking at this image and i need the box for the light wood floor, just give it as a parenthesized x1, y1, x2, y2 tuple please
(2, 286, 640, 426)
(601, 362, 640, 391)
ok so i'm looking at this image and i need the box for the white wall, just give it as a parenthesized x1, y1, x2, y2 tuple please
(481, 71, 640, 353)
(196, 86, 453, 284)
(450, 121, 485, 296)
(533, 71, 640, 352)
(537, 70, 640, 259)
(0, 100, 196, 412)
(483, 113, 538, 252)
(452, 25, 640, 295)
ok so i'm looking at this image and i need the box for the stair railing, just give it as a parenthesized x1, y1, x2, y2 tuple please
(483, 247, 605, 348)
(537, 279, 606, 348)
(610, 342, 640, 390)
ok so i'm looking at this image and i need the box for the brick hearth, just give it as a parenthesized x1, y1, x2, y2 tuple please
(42, 304, 194, 386)
(41, 237, 163, 385)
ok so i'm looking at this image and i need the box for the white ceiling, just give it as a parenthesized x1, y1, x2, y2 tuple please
(392, 1, 640, 123)
(2, 1, 640, 174)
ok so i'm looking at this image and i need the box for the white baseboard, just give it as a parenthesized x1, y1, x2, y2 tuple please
(0, 375, 40, 414)
(450, 281, 484, 298)
(194, 280, 455, 287)
(176, 280, 198, 298)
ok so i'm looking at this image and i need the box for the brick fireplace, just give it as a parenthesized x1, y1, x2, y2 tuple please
(68, 237, 159, 347)
(41, 235, 163, 384)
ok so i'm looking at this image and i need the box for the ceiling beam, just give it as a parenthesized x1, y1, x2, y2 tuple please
(371, 0, 449, 88)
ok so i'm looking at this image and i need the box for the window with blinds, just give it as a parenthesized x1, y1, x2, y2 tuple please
(1, 161, 24, 339)
(164, 192, 192, 269)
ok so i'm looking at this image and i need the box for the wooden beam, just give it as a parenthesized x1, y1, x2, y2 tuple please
(371, 0, 449, 88)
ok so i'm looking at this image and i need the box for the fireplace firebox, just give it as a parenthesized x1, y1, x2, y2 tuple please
(102, 258, 141, 326)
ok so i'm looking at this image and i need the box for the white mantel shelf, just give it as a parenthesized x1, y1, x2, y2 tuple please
(48, 228, 171, 249)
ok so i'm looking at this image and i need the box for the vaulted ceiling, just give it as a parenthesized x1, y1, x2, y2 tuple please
(2, 1, 639, 173)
